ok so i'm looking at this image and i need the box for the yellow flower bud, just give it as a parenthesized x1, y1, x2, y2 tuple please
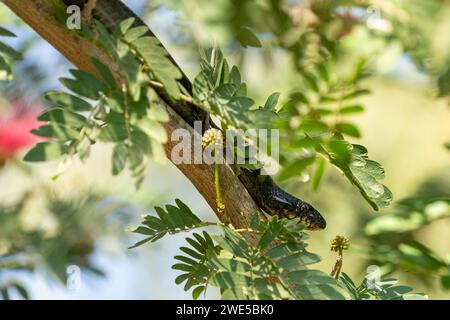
(202, 128, 223, 149)
(330, 235, 350, 252)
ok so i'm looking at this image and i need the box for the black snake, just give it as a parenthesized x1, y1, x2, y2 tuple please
(62, 0, 327, 230)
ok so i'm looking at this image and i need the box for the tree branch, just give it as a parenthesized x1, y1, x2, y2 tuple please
(3, 0, 261, 244)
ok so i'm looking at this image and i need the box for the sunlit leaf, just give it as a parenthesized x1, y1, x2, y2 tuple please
(23, 142, 67, 162)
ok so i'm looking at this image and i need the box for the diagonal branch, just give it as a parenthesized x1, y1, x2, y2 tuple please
(3, 0, 261, 244)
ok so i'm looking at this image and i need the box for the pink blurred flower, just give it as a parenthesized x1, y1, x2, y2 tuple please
(0, 99, 44, 160)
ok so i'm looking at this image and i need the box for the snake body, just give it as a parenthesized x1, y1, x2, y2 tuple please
(62, 0, 326, 230)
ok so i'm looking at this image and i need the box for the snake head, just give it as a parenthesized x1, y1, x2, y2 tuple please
(254, 175, 327, 231)
(292, 201, 327, 230)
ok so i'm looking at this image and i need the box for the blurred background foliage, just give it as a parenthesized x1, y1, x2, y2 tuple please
(0, 0, 449, 299)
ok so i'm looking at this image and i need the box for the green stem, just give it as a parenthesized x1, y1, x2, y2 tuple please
(214, 161, 224, 213)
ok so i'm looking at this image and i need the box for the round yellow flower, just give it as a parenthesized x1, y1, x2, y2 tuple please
(330, 235, 350, 252)
(202, 128, 223, 149)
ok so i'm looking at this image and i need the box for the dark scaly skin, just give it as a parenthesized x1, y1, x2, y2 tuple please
(62, 0, 327, 230)
(239, 170, 326, 230)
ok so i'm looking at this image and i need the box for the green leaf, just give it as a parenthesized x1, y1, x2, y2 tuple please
(220, 287, 250, 299)
(0, 55, 12, 80)
(258, 218, 283, 250)
(339, 105, 364, 114)
(441, 275, 450, 290)
(343, 89, 370, 100)
(320, 95, 338, 103)
(38, 108, 86, 127)
(380, 285, 413, 300)
(437, 65, 450, 97)
(264, 92, 280, 111)
(172, 231, 219, 291)
(98, 123, 128, 142)
(140, 118, 167, 143)
(117, 50, 141, 100)
(12, 284, 29, 300)
(364, 211, 426, 235)
(123, 26, 149, 42)
(1, 288, 10, 300)
(118, 17, 136, 35)
(207, 257, 251, 273)
(92, 58, 116, 88)
(44, 91, 92, 111)
(106, 91, 125, 112)
(290, 91, 309, 105)
(294, 283, 350, 300)
(212, 227, 250, 259)
(397, 242, 447, 273)
(286, 270, 350, 300)
(236, 27, 262, 48)
(129, 199, 204, 247)
(321, 142, 392, 210)
(312, 158, 326, 191)
(339, 273, 358, 299)
(0, 27, 16, 37)
(266, 242, 307, 259)
(60, 77, 102, 100)
(131, 36, 182, 100)
(230, 66, 241, 86)
(128, 237, 152, 249)
(193, 48, 254, 128)
(327, 140, 352, 164)
(112, 143, 127, 175)
(288, 270, 341, 286)
(193, 70, 211, 101)
(363, 198, 450, 235)
(94, 20, 118, 56)
(335, 123, 361, 138)
(290, 136, 323, 149)
(278, 156, 316, 182)
(130, 128, 153, 155)
(127, 137, 146, 187)
(210, 272, 253, 289)
(253, 279, 291, 300)
(31, 124, 79, 141)
(276, 251, 321, 270)
(23, 142, 67, 162)
(356, 276, 426, 300)
(317, 64, 330, 83)
(192, 286, 206, 300)
(299, 120, 328, 133)
(0, 41, 22, 60)
(147, 105, 169, 122)
(304, 73, 320, 92)
(68, 69, 108, 97)
(315, 108, 333, 116)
